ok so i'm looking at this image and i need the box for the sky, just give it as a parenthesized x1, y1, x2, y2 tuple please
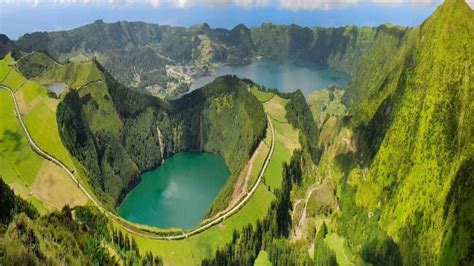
(1, 0, 473, 39)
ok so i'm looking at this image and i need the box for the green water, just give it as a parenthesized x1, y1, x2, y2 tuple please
(118, 152, 229, 229)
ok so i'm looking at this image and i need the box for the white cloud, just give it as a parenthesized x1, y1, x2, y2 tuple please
(2, 0, 472, 10)
(203, 0, 231, 7)
(278, 0, 443, 11)
(233, 0, 270, 8)
(169, 0, 194, 8)
(147, 0, 161, 7)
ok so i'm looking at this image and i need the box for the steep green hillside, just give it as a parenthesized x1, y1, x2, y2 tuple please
(54, 57, 266, 213)
(16, 52, 57, 79)
(206, 1, 473, 265)
(344, 0, 473, 263)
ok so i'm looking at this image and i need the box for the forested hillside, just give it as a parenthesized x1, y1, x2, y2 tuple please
(343, 0, 473, 263)
(203, 1, 473, 264)
(0, 178, 163, 265)
(52, 55, 266, 213)
(1, 0, 472, 265)
(12, 20, 408, 95)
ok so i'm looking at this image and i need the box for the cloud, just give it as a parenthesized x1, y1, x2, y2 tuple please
(3, 0, 472, 10)
(278, 0, 441, 11)
(233, 0, 270, 8)
(163, 181, 178, 199)
(203, 0, 231, 7)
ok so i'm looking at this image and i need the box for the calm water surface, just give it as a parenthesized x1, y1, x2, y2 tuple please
(118, 152, 229, 229)
(190, 58, 350, 95)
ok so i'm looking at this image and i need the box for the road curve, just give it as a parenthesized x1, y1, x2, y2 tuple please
(0, 83, 275, 240)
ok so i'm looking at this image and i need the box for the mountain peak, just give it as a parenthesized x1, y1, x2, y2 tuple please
(190, 23, 211, 32)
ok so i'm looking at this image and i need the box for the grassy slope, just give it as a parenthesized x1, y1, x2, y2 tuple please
(0, 54, 85, 212)
(0, 90, 48, 214)
(4, 54, 77, 170)
(307, 86, 346, 127)
(325, 233, 355, 266)
(254, 250, 272, 266)
(263, 95, 300, 190)
(251, 86, 274, 102)
(346, 0, 473, 263)
(0, 90, 43, 186)
(23, 97, 75, 169)
(37, 61, 103, 88)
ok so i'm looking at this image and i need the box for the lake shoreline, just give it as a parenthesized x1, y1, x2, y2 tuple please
(118, 152, 230, 229)
(187, 57, 350, 96)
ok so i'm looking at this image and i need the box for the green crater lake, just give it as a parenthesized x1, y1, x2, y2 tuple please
(118, 152, 229, 229)
(190, 58, 350, 95)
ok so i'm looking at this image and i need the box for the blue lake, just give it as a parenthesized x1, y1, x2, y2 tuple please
(190, 58, 350, 95)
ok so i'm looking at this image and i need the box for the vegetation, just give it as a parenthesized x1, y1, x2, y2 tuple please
(285, 90, 322, 163)
(55, 62, 267, 213)
(307, 85, 347, 127)
(0, 177, 110, 264)
(342, 0, 474, 263)
(0, 178, 38, 225)
(203, 150, 312, 266)
(0, 176, 167, 265)
(13, 19, 400, 96)
(1, 1, 473, 265)
(313, 223, 337, 266)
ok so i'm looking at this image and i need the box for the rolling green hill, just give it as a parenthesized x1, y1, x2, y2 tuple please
(52, 55, 267, 212)
(1, 1, 472, 265)
(13, 20, 408, 96)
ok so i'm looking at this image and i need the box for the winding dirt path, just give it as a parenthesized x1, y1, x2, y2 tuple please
(1, 83, 275, 240)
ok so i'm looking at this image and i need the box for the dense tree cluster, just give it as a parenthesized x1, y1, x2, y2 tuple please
(0, 179, 167, 265)
(202, 150, 311, 265)
(0, 178, 37, 225)
(285, 90, 322, 163)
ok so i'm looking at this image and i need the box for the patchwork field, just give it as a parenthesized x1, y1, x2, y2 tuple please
(0, 89, 48, 213)
(0, 56, 87, 212)
(0, 90, 43, 187)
